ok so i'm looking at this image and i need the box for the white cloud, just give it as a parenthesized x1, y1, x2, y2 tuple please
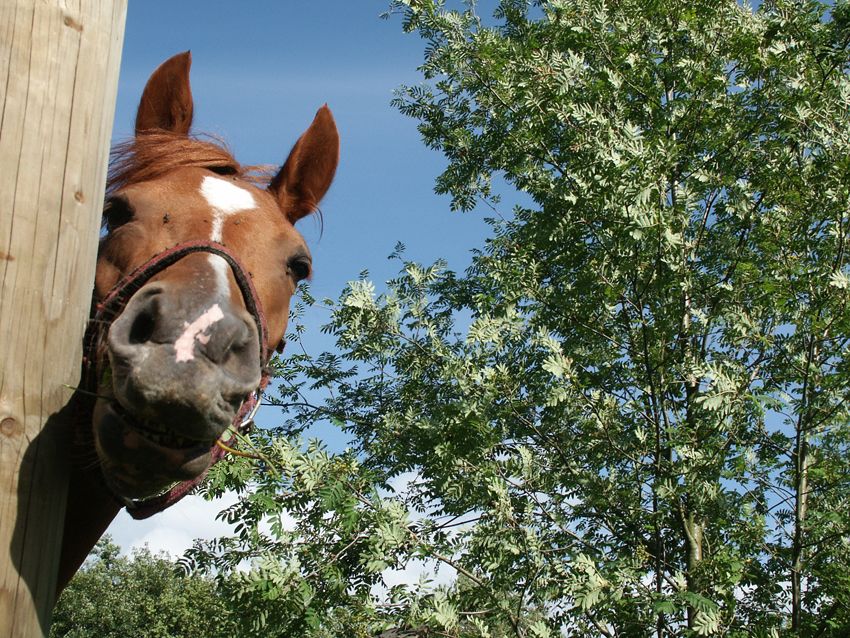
(372, 557, 457, 602)
(106, 491, 239, 558)
(382, 558, 456, 590)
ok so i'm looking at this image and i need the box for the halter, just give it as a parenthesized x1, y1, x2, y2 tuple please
(79, 240, 276, 519)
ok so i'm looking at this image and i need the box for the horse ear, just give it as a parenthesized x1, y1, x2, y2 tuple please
(135, 51, 194, 136)
(269, 105, 340, 224)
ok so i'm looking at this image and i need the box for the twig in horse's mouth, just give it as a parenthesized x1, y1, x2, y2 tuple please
(217, 428, 281, 480)
(215, 438, 262, 460)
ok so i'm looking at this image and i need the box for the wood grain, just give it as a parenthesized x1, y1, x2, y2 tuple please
(0, 1, 126, 634)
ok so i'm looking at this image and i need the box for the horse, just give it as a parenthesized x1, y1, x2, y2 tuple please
(56, 51, 339, 595)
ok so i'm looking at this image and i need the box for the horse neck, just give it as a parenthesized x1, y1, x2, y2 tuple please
(55, 396, 122, 598)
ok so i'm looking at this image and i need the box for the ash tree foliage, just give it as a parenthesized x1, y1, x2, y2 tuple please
(181, 1, 850, 636)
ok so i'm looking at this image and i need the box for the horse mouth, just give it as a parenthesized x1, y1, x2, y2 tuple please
(110, 401, 219, 450)
(94, 400, 220, 500)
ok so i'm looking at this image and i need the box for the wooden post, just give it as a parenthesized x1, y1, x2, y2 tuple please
(0, 1, 126, 634)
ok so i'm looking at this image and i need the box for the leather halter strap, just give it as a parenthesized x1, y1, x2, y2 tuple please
(90, 240, 270, 361)
(80, 240, 273, 519)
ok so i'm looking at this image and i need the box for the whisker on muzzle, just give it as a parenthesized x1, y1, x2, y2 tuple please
(63, 384, 113, 402)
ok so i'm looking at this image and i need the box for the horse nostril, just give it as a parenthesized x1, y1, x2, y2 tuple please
(203, 316, 254, 365)
(128, 309, 156, 344)
(228, 332, 250, 355)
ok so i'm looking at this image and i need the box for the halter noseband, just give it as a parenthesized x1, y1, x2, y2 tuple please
(80, 240, 275, 519)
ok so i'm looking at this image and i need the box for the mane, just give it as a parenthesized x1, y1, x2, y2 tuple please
(107, 132, 270, 194)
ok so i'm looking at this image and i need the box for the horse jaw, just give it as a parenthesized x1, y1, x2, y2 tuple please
(92, 399, 216, 500)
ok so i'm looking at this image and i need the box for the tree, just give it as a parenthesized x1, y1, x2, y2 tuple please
(51, 536, 239, 638)
(185, 1, 850, 636)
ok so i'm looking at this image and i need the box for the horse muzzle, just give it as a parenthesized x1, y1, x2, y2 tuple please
(92, 279, 262, 498)
(106, 281, 261, 437)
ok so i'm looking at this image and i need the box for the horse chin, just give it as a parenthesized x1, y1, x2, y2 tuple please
(92, 400, 217, 500)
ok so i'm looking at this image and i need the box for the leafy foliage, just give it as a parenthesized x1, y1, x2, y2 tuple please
(185, 1, 850, 636)
(51, 536, 239, 638)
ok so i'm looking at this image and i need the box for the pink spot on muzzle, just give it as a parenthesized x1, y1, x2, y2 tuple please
(174, 304, 225, 362)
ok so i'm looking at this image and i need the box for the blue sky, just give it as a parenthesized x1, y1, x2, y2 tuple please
(111, 2, 508, 427)
(112, 1, 492, 297)
(108, 1, 498, 553)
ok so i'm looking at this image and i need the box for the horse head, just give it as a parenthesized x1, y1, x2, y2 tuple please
(87, 52, 338, 505)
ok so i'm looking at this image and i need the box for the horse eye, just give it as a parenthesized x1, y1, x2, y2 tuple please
(287, 256, 311, 282)
(103, 196, 134, 231)
(208, 165, 238, 176)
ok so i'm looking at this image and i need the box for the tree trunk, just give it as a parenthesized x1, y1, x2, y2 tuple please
(791, 333, 819, 632)
(791, 436, 810, 632)
(681, 507, 704, 628)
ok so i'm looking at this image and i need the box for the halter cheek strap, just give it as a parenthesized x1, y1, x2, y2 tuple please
(79, 240, 277, 519)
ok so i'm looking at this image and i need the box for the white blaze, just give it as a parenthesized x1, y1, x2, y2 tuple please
(208, 255, 231, 299)
(199, 175, 255, 296)
(174, 304, 225, 362)
(200, 175, 256, 241)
